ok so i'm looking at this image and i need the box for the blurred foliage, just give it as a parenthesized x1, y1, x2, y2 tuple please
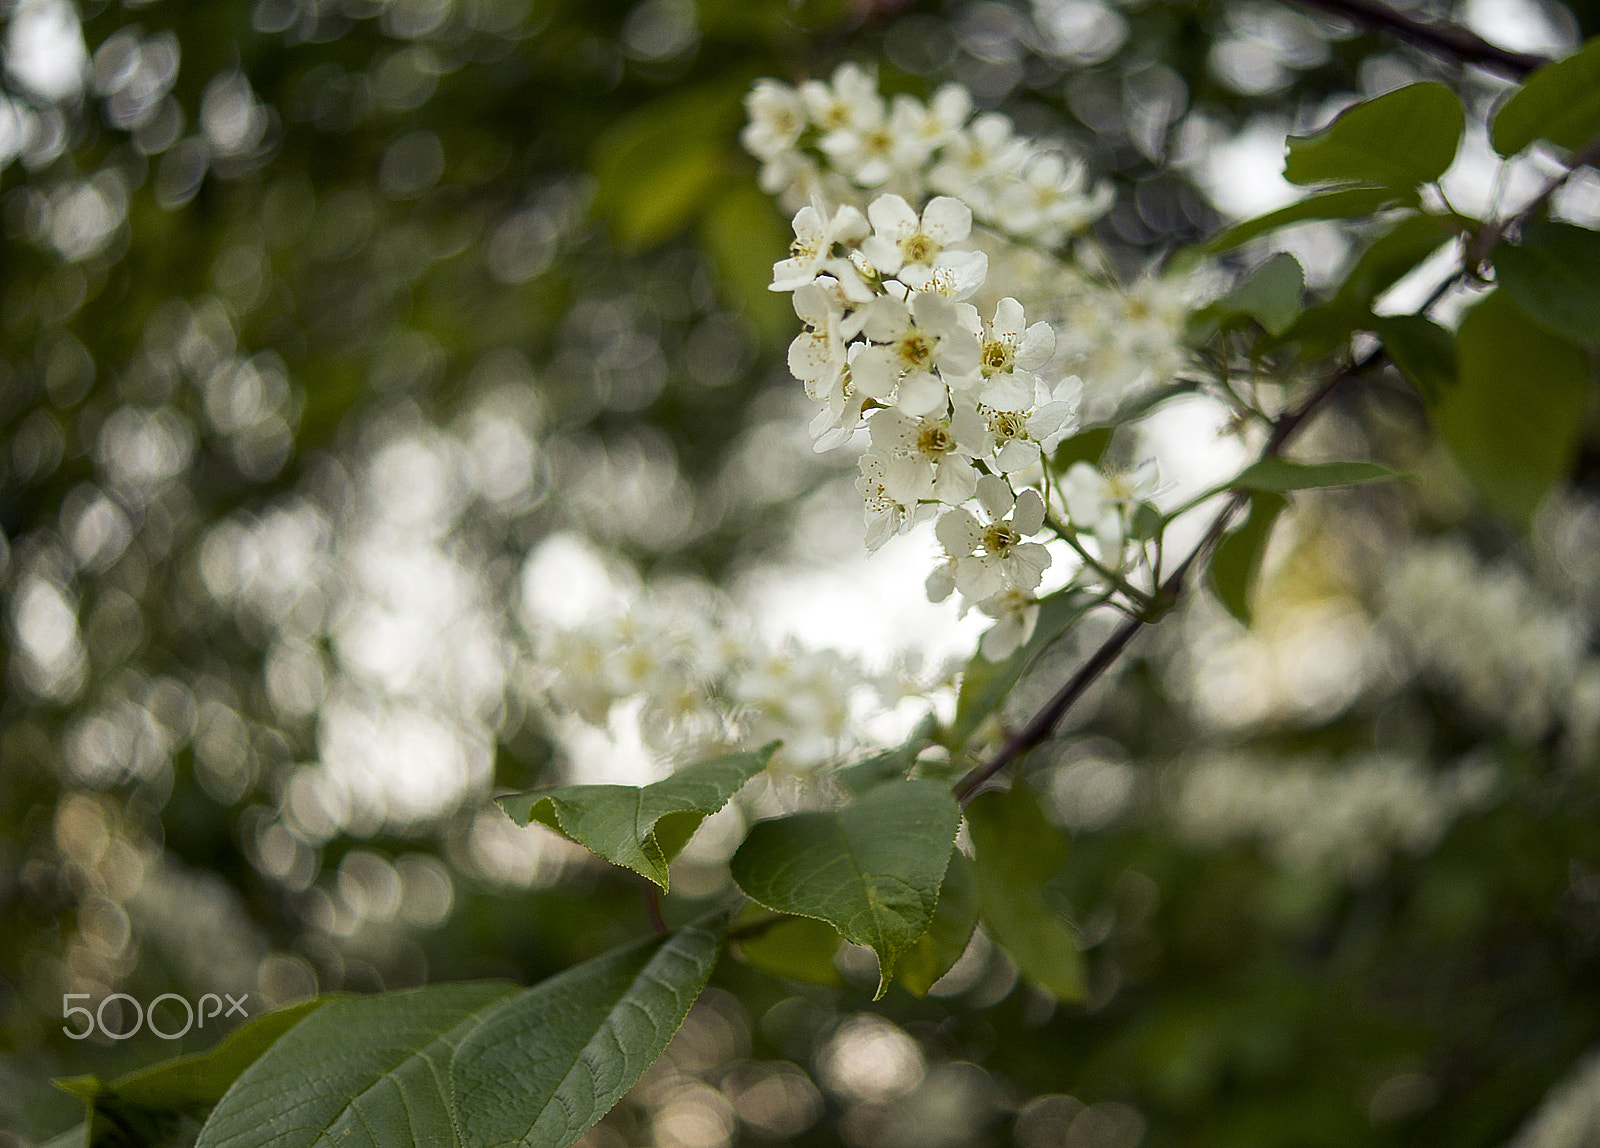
(5, 0, 1600, 1145)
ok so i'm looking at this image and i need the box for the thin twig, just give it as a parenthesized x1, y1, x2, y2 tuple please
(1283, 0, 1547, 77)
(952, 355, 1373, 805)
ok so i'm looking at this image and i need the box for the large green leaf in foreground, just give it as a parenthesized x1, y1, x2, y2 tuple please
(197, 920, 724, 1148)
(729, 779, 962, 998)
(498, 744, 776, 888)
(1284, 83, 1463, 190)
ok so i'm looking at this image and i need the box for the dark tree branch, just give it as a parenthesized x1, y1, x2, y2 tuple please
(1285, 0, 1548, 78)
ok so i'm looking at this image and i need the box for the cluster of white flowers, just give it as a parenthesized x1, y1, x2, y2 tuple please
(1172, 750, 1499, 881)
(772, 182, 1083, 655)
(536, 595, 943, 771)
(742, 63, 1112, 246)
(744, 66, 1203, 659)
(1380, 539, 1600, 751)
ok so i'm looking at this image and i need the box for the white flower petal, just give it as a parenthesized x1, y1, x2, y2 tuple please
(921, 196, 972, 244)
(933, 456, 979, 504)
(1016, 321, 1056, 370)
(1012, 488, 1046, 535)
(991, 297, 1026, 340)
(976, 474, 1013, 520)
(995, 438, 1041, 473)
(980, 373, 1032, 413)
(926, 561, 957, 604)
(868, 193, 919, 239)
(851, 346, 901, 400)
(897, 371, 947, 417)
(936, 507, 983, 557)
(956, 554, 1007, 602)
(1004, 541, 1051, 591)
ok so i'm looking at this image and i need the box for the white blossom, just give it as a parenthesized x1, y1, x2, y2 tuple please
(852, 292, 980, 417)
(993, 151, 1114, 244)
(861, 193, 984, 293)
(1062, 458, 1159, 561)
(868, 406, 984, 505)
(770, 201, 869, 292)
(976, 588, 1040, 660)
(740, 79, 805, 161)
(934, 476, 1052, 602)
(857, 447, 936, 552)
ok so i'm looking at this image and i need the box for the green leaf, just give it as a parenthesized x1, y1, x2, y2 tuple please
(1207, 186, 1413, 252)
(734, 915, 844, 988)
(1215, 252, 1305, 336)
(729, 780, 962, 999)
(948, 591, 1086, 751)
(590, 85, 743, 250)
(965, 787, 1086, 1002)
(109, 999, 332, 1112)
(1492, 221, 1600, 345)
(836, 715, 938, 795)
(1207, 492, 1287, 626)
(1335, 213, 1452, 309)
(893, 849, 980, 997)
(199, 920, 724, 1148)
(1285, 213, 1451, 356)
(1230, 458, 1401, 492)
(1284, 83, 1464, 190)
(1492, 36, 1600, 156)
(1373, 314, 1457, 404)
(699, 182, 793, 345)
(1050, 426, 1113, 472)
(50, 1001, 335, 1148)
(1434, 290, 1591, 525)
(497, 744, 776, 889)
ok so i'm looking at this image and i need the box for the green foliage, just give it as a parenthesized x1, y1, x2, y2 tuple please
(698, 182, 794, 343)
(1050, 426, 1115, 471)
(729, 780, 962, 998)
(835, 717, 938, 794)
(733, 915, 845, 988)
(965, 786, 1086, 1002)
(1207, 492, 1288, 626)
(1204, 252, 1305, 336)
(1285, 213, 1452, 356)
(497, 744, 777, 889)
(1206, 187, 1415, 252)
(1491, 221, 1600, 345)
(1284, 83, 1465, 190)
(892, 850, 980, 997)
(1230, 458, 1401, 492)
(198, 921, 723, 1148)
(590, 84, 747, 251)
(1434, 290, 1591, 524)
(948, 591, 1087, 751)
(55, 1001, 332, 1146)
(1491, 36, 1600, 155)
(1373, 314, 1458, 404)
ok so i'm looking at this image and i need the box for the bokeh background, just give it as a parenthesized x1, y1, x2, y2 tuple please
(4, 0, 1600, 1144)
